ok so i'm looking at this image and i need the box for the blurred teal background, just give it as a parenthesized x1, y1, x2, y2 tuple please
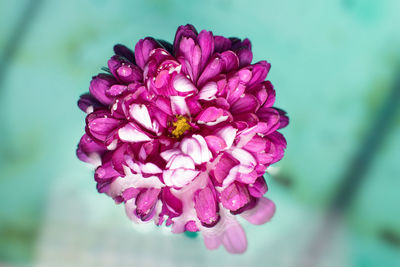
(1, 0, 400, 266)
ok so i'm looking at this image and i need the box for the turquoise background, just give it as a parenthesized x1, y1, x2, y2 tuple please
(1, 0, 399, 266)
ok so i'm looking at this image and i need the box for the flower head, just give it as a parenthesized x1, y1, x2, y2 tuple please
(77, 24, 288, 253)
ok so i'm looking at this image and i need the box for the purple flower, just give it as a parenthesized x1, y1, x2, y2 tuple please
(77, 24, 288, 253)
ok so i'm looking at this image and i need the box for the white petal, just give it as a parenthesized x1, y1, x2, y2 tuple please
(163, 169, 200, 188)
(216, 126, 237, 149)
(118, 123, 151, 142)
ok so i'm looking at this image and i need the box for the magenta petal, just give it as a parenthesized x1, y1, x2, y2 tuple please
(230, 94, 259, 114)
(106, 84, 127, 96)
(89, 74, 116, 105)
(88, 117, 121, 141)
(135, 188, 161, 221)
(113, 44, 135, 63)
(134, 37, 159, 69)
(221, 182, 251, 211)
(243, 135, 267, 153)
(256, 107, 280, 135)
(78, 94, 102, 113)
(173, 24, 198, 54)
(247, 61, 271, 88)
(111, 144, 127, 175)
(185, 96, 203, 116)
(122, 187, 140, 201)
(197, 30, 214, 71)
(220, 50, 239, 73)
(197, 55, 223, 87)
(221, 222, 248, 254)
(214, 35, 231, 53)
(162, 187, 182, 215)
(95, 161, 120, 182)
(264, 81, 276, 107)
(237, 49, 253, 68)
(204, 135, 227, 155)
(248, 176, 268, 198)
(211, 153, 238, 184)
(241, 197, 275, 225)
(275, 108, 289, 129)
(195, 107, 224, 124)
(194, 187, 219, 226)
(77, 134, 105, 164)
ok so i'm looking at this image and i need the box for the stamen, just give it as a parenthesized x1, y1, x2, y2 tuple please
(171, 116, 191, 138)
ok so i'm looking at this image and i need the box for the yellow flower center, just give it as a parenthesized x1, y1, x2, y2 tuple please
(171, 116, 191, 139)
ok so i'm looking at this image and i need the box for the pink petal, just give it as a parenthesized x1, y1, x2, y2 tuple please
(88, 117, 121, 141)
(106, 84, 127, 96)
(237, 69, 252, 83)
(241, 197, 275, 225)
(195, 107, 224, 123)
(203, 235, 222, 250)
(243, 135, 267, 153)
(221, 221, 248, 254)
(204, 135, 227, 154)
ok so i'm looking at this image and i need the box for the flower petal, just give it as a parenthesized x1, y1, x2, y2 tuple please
(240, 197, 275, 225)
(118, 123, 151, 142)
(215, 126, 237, 149)
(163, 169, 200, 188)
(204, 135, 227, 155)
(135, 37, 159, 69)
(221, 221, 247, 254)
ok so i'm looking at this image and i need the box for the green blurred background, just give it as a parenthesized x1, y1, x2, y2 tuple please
(1, 0, 399, 266)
